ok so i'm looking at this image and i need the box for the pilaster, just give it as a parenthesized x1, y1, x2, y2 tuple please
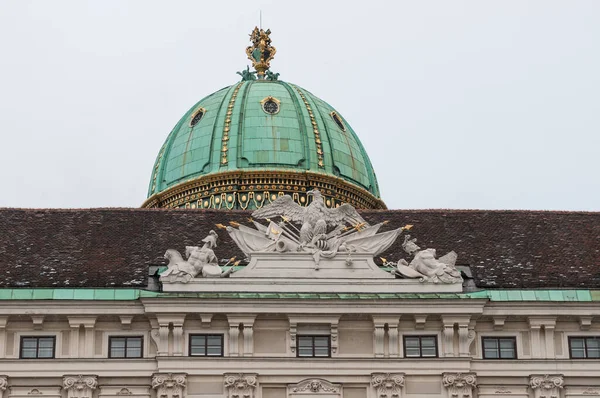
(289, 322, 297, 356)
(388, 324, 399, 357)
(529, 317, 557, 359)
(154, 314, 186, 356)
(0, 317, 7, 358)
(373, 317, 400, 358)
(63, 375, 98, 398)
(67, 317, 96, 358)
(172, 320, 184, 356)
(227, 315, 256, 357)
(152, 373, 186, 398)
(228, 324, 240, 357)
(458, 323, 470, 357)
(243, 323, 254, 357)
(331, 320, 339, 356)
(374, 325, 385, 358)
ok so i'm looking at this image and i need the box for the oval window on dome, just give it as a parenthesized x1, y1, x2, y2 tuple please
(330, 111, 346, 131)
(260, 96, 281, 115)
(189, 107, 206, 127)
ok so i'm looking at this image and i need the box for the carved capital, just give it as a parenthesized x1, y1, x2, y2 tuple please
(63, 375, 98, 398)
(224, 374, 258, 398)
(529, 375, 563, 398)
(152, 373, 187, 398)
(443, 373, 477, 398)
(289, 379, 340, 395)
(371, 373, 405, 398)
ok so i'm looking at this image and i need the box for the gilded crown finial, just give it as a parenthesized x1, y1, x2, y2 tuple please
(246, 27, 276, 79)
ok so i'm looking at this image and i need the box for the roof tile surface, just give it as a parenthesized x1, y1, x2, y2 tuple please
(0, 208, 598, 289)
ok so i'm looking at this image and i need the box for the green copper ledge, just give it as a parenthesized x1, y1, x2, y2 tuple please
(0, 289, 598, 302)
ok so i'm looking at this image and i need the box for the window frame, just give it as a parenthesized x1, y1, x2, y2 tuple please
(568, 336, 600, 359)
(481, 336, 518, 360)
(108, 335, 144, 359)
(188, 334, 224, 357)
(296, 335, 331, 358)
(19, 335, 56, 359)
(403, 335, 439, 358)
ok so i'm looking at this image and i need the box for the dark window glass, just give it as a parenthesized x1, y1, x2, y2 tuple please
(403, 336, 438, 358)
(482, 337, 517, 359)
(297, 335, 331, 358)
(331, 112, 346, 131)
(20, 336, 55, 359)
(189, 334, 224, 357)
(109, 336, 143, 358)
(263, 100, 279, 114)
(190, 109, 205, 127)
(569, 337, 600, 359)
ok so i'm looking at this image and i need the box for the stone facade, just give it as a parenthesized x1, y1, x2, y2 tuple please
(1, 298, 599, 398)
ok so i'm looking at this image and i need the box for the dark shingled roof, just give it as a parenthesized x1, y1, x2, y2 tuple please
(0, 208, 599, 289)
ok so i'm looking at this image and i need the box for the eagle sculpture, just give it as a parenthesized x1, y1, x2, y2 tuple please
(252, 189, 367, 245)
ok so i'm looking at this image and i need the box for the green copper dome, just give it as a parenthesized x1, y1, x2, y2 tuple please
(144, 80, 384, 210)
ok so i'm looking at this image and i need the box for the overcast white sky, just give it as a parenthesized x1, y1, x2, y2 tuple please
(0, 0, 598, 210)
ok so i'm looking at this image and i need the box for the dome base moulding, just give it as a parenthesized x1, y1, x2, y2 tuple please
(142, 170, 386, 210)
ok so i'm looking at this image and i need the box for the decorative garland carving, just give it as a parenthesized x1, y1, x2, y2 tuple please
(371, 373, 405, 398)
(582, 387, 600, 395)
(152, 373, 187, 398)
(290, 379, 340, 394)
(62, 375, 98, 398)
(142, 170, 386, 210)
(224, 374, 258, 398)
(529, 375, 563, 398)
(443, 373, 477, 398)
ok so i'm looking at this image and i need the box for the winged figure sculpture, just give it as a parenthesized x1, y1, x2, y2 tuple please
(252, 189, 367, 245)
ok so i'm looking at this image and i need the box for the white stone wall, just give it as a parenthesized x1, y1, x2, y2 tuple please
(0, 299, 600, 398)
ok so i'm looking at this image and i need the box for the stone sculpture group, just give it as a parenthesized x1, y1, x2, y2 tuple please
(160, 189, 462, 286)
(161, 230, 235, 282)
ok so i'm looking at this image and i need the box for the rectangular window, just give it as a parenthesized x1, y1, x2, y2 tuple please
(189, 334, 224, 357)
(482, 337, 517, 359)
(297, 335, 331, 357)
(569, 337, 600, 359)
(403, 335, 438, 358)
(109, 336, 143, 358)
(20, 336, 56, 359)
